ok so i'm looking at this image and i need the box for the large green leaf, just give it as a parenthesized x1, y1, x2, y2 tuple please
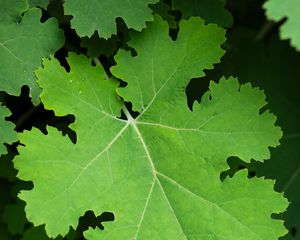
(0, 1, 64, 103)
(264, 0, 300, 51)
(172, 0, 233, 27)
(0, 106, 16, 156)
(64, 0, 159, 38)
(14, 17, 287, 239)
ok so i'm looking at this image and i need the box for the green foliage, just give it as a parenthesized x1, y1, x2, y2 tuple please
(1, 1, 300, 240)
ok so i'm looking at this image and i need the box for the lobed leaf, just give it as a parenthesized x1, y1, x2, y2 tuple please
(14, 16, 287, 240)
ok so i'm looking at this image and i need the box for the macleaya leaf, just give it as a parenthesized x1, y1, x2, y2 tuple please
(14, 16, 287, 240)
(172, 0, 233, 28)
(0, 106, 16, 156)
(64, 0, 159, 38)
(264, 0, 300, 51)
(0, 0, 64, 103)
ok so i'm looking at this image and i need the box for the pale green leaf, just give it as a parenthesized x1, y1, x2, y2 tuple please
(264, 0, 300, 51)
(0, 6, 64, 103)
(14, 16, 287, 240)
(64, 0, 159, 38)
(172, 0, 233, 27)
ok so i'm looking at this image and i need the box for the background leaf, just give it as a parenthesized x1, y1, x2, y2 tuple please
(172, 0, 233, 27)
(64, 0, 159, 38)
(0, 5, 64, 103)
(0, 106, 16, 156)
(264, 0, 300, 51)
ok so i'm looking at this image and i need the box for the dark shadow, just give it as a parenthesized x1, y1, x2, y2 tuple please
(1, 86, 76, 144)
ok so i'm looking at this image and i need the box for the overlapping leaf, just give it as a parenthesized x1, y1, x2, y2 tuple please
(64, 0, 159, 38)
(14, 16, 287, 240)
(0, 0, 64, 103)
(0, 106, 16, 156)
(264, 0, 300, 51)
(172, 0, 233, 27)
